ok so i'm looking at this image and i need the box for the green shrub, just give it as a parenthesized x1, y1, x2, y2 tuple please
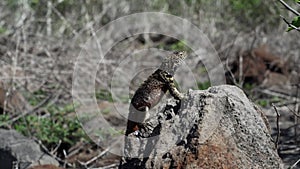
(228, 0, 280, 31)
(0, 26, 6, 34)
(170, 40, 189, 51)
(197, 81, 211, 90)
(257, 99, 268, 107)
(0, 103, 88, 148)
(96, 89, 113, 102)
(244, 83, 255, 91)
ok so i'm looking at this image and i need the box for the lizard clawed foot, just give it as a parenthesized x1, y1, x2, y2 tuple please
(136, 124, 154, 137)
(130, 124, 153, 137)
(179, 93, 188, 100)
(133, 130, 142, 137)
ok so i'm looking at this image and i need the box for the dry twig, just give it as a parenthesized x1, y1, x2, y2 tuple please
(278, 0, 300, 16)
(280, 15, 300, 32)
(290, 158, 300, 169)
(286, 106, 300, 118)
(272, 103, 281, 150)
(34, 138, 73, 168)
(3, 95, 53, 125)
(95, 163, 119, 169)
(78, 146, 112, 167)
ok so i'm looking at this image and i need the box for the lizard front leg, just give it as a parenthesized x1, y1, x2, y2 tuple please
(167, 78, 185, 100)
(159, 71, 184, 100)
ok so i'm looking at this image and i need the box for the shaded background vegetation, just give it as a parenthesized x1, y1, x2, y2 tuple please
(0, 0, 299, 168)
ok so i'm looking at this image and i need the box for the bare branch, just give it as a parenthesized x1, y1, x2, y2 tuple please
(94, 163, 119, 169)
(290, 158, 300, 169)
(46, 1, 52, 36)
(280, 15, 300, 32)
(278, 0, 300, 16)
(2, 95, 53, 126)
(34, 138, 73, 168)
(78, 146, 112, 167)
(272, 103, 281, 150)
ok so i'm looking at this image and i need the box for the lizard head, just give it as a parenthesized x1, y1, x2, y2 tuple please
(159, 51, 187, 75)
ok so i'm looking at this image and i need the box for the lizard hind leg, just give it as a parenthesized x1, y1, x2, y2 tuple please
(125, 106, 149, 136)
(139, 106, 157, 137)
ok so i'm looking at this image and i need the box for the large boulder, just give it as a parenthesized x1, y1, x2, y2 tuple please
(0, 129, 59, 169)
(120, 85, 284, 169)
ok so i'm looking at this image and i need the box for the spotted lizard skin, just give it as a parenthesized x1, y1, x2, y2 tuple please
(125, 51, 187, 136)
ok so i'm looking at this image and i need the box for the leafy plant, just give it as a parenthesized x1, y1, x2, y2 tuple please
(96, 89, 113, 102)
(287, 16, 300, 31)
(0, 101, 88, 148)
(257, 100, 268, 107)
(243, 83, 255, 91)
(13, 113, 87, 147)
(170, 40, 189, 51)
(271, 96, 282, 103)
(279, 0, 300, 32)
(197, 81, 211, 90)
(228, 0, 279, 31)
(0, 26, 6, 34)
(27, 89, 48, 106)
(0, 114, 10, 127)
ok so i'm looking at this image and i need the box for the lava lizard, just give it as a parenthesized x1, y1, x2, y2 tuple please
(125, 51, 187, 136)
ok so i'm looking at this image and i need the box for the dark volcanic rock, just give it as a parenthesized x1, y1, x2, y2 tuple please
(0, 129, 59, 169)
(120, 85, 284, 169)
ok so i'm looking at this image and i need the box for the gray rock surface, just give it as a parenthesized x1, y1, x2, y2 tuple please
(120, 85, 284, 169)
(0, 129, 59, 169)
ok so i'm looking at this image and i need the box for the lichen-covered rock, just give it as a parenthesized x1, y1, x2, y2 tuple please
(0, 129, 59, 169)
(120, 85, 283, 169)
